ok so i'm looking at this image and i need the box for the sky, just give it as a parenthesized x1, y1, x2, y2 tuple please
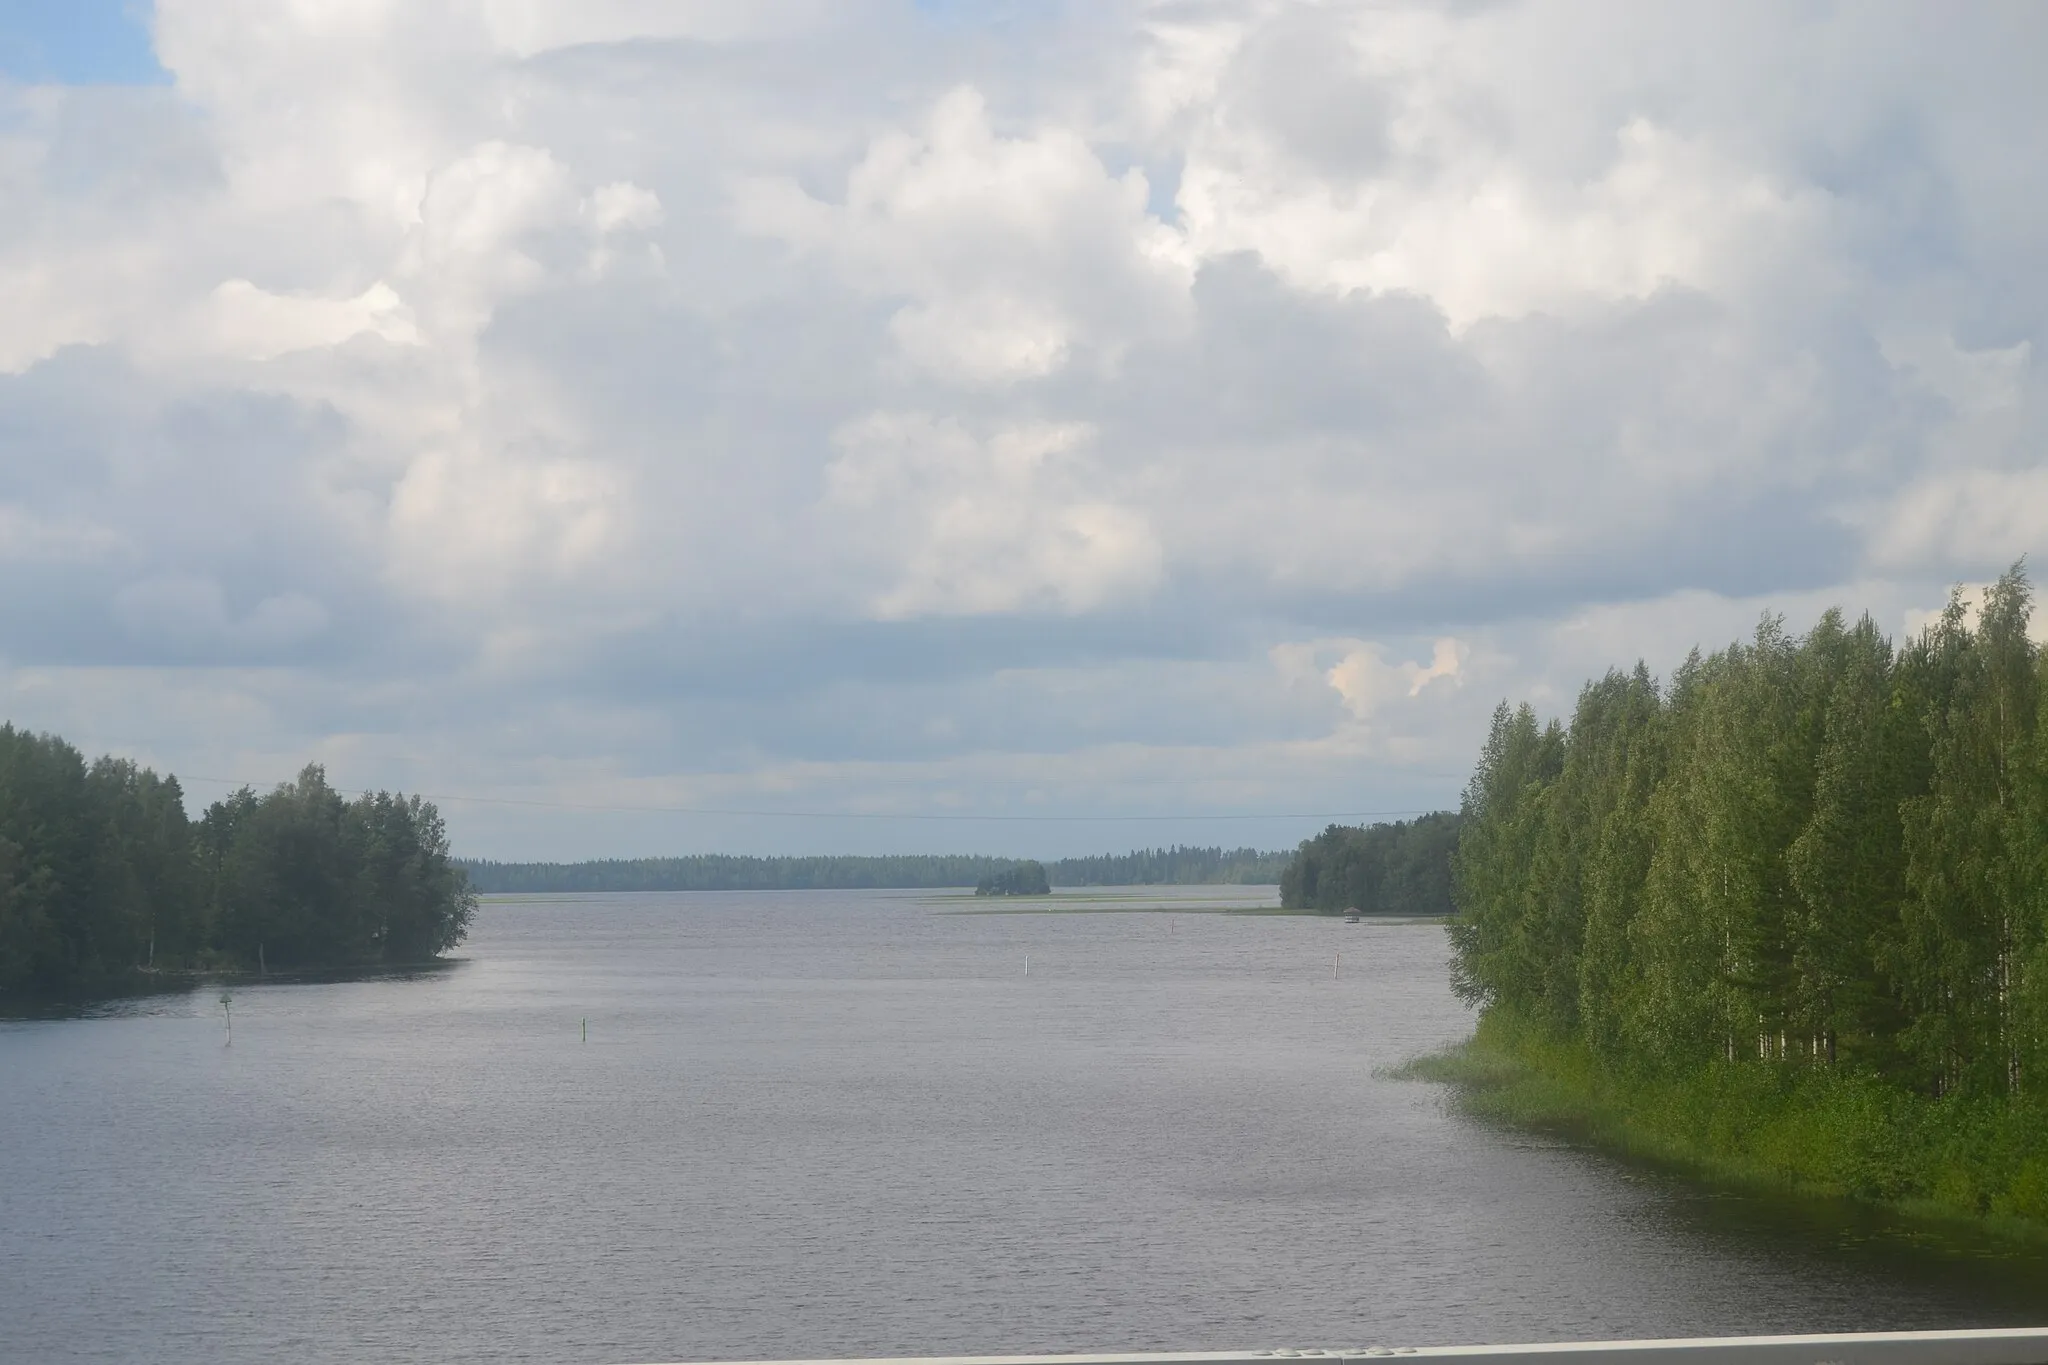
(0, 0, 2043, 861)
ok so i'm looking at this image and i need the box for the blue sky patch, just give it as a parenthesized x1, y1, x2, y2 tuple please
(0, 0, 167, 85)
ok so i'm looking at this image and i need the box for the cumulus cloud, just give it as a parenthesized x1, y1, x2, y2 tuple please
(737, 85, 1192, 384)
(826, 412, 1162, 617)
(1273, 637, 1467, 724)
(0, 1, 2044, 856)
(200, 279, 421, 361)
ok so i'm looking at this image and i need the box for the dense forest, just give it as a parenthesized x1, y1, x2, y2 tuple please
(1445, 566, 2048, 1219)
(0, 725, 475, 995)
(976, 861, 1051, 896)
(1280, 813, 1459, 914)
(459, 844, 1288, 893)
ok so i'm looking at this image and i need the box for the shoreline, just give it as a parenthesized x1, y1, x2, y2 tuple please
(0, 957, 460, 1017)
(1397, 1010, 2048, 1248)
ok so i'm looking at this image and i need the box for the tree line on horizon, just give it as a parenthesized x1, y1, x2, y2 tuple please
(1450, 564, 2048, 1101)
(457, 844, 1291, 893)
(0, 726, 475, 995)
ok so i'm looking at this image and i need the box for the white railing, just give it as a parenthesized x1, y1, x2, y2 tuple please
(633, 1330, 2048, 1365)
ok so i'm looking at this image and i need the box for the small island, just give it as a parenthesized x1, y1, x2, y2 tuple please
(974, 860, 1051, 897)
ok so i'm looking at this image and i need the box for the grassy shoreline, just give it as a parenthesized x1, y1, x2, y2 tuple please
(1398, 1008, 2048, 1245)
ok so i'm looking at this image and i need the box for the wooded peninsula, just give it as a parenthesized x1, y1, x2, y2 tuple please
(1279, 812, 1459, 915)
(0, 727, 474, 995)
(1439, 565, 2048, 1228)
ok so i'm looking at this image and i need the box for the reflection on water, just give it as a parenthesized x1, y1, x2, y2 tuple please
(1626, 1164, 2048, 1317)
(1, 961, 460, 1023)
(1, 887, 2044, 1365)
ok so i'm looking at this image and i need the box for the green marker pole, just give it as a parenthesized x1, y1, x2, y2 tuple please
(582, 1016, 586, 1043)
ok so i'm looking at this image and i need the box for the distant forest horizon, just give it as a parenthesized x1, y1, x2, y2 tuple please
(0, 709, 1458, 992)
(457, 844, 1305, 893)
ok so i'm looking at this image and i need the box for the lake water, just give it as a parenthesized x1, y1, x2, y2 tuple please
(4, 888, 2047, 1365)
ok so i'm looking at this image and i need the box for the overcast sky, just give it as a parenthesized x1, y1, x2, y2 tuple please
(1, 0, 2043, 860)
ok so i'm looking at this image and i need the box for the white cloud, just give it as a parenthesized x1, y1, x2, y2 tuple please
(1273, 637, 1467, 724)
(1161, 7, 1824, 330)
(586, 181, 663, 236)
(393, 140, 579, 344)
(737, 85, 1192, 384)
(1869, 468, 2048, 575)
(826, 412, 1162, 617)
(200, 279, 421, 361)
(1, 0, 2045, 854)
(470, 0, 839, 56)
(386, 442, 626, 609)
(1183, 114, 1814, 330)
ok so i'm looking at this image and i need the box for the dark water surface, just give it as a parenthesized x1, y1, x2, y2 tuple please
(4, 889, 2047, 1365)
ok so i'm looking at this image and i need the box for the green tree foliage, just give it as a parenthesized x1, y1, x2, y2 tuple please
(1279, 813, 1460, 915)
(1438, 566, 2048, 1223)
(0, 729, 474, 994)
(459, 845, 1290, 893)
(1446, 703, 1565, 1020)
(975, 860, 1051, 896)
(1448, 563, 2048, 1102)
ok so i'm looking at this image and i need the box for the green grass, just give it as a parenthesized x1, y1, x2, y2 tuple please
(1395, 1008, 2048, 1242)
